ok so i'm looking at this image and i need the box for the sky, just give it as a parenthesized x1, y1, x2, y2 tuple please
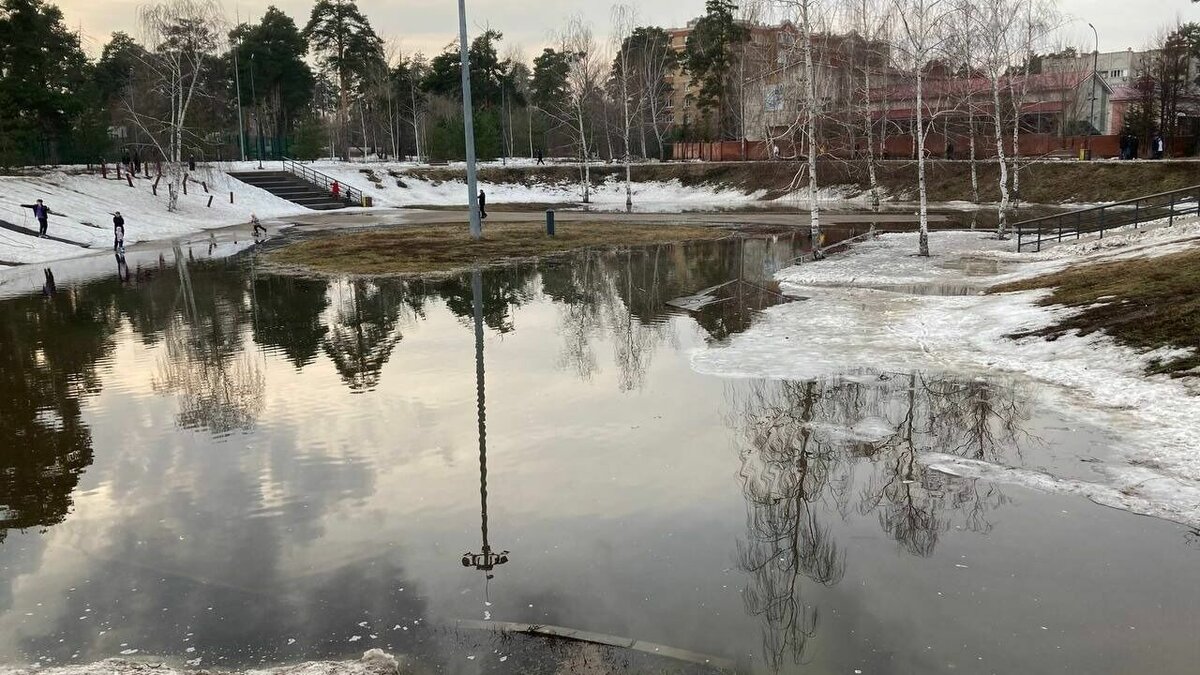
(60, 0, 1200, 61)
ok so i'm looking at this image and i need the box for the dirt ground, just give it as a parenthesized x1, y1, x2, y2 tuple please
(268, 221, 729, 276)
(993, 247, 1200, 376)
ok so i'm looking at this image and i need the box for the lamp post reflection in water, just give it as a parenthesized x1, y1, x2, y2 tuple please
(462, 268, 510, 579)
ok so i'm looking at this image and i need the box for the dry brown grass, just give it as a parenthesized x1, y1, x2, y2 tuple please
(269, 221, 729, 276)
(992, 247, 1200, 376)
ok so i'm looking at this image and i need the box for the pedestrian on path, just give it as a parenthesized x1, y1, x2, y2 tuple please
(1153, 134, 1165, 159)
(478, 189, 487, 219)
(251, 213, 267, 236)
(188, 154, 197, 172)
(536, 149, 545, 165)
(21, 199, 52, 237)
(113, 211, 125, 252)
(331, 180, 341, 202)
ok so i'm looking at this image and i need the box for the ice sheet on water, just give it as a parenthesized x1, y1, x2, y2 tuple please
(692, 229, 1200, 527)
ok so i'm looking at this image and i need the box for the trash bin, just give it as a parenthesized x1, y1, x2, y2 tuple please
(362, 195, 373, 207)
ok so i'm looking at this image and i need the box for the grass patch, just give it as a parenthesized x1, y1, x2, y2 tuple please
(269, 221, 728, 276)
(992, 247, 1200, 376)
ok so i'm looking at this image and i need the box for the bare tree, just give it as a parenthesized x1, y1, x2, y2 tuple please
(974, 0, 1022, 238)
(562, 17, 604, 204)
(130, 0, 224, 211)
(845, 0, 891, 218)
(611, 5, 639, 211)
(892, 0, 953, 256)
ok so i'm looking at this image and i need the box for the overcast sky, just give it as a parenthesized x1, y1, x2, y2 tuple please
(63, 0, 1200, 60)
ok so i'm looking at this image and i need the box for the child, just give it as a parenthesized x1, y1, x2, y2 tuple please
(251, 213, 267, 236)
(113, 211, 125, 252)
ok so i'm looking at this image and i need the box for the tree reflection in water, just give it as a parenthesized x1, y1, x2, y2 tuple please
(152, 248, 265, 433)
(0, 281, 114, 544)
(730, 370, 1035, 672)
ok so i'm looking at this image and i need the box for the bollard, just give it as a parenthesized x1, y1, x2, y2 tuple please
(546, 209, 555, 236)
(206, 195, 214, 208)
(230, 191, 234, 204)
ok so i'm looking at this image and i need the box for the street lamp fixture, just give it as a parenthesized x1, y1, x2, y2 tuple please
(1086, 22, 1099, 159)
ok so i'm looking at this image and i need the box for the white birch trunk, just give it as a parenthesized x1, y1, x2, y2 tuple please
(992, 78, 1010, 238)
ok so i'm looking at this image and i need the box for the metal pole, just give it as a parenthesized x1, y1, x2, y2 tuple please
(251, 53, 262, 170)
(457, 0, 482, 239)
(1086, 23, 1099, 159)
(232, 29, 246, 162)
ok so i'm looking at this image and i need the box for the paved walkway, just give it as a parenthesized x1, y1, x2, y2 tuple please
(279, 207, 955, 232)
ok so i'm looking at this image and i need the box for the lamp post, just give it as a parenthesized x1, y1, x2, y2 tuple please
(1086, 22, 1099, 159)
(457, 0, 482, 239)
(250, 53, 263, 170)
(232, 34, 246, 162)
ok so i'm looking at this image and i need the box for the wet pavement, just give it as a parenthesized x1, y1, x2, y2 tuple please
(1, 232, 1199, 674)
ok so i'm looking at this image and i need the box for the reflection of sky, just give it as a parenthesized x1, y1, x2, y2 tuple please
(2, 245, 1200, 674)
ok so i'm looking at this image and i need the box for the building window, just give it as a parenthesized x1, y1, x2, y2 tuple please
(764, 84, 784, 112)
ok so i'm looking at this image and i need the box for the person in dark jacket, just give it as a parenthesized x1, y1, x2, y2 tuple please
(536, 149, 545, 165)
(21, 199, 52, 236)
(478, 189, 487, 219)
(188, 154, 196, 172)
(113, 211, 125, 251)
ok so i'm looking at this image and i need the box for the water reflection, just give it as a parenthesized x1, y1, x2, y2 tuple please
(730, 371, 1034, 672)
(0, 282, 108, 544)
(151, 249, 264, 434)
(462, 270, 510, 581)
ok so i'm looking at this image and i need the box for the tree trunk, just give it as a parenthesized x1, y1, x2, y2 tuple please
(916, 69, 929, 257)
(992, 78, 1010, 238)
(802, 2, 820, 253)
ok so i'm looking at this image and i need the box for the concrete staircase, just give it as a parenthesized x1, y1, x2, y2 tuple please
(228, 171, 346, 210)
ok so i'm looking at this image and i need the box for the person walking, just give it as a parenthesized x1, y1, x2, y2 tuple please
(536, 148, 545, 165)
(113, 211, 125, 252)
(188, 154, 197, 172)
(331, 180, 341, 202)
(21, 199, 52, 237)
(132, 149, 141, 175)
(1153, 134, 1165, 159)
(251, 213, 267, 236)
(478, 189, 487, 220)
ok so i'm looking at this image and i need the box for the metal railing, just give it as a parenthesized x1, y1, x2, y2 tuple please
(1015, 185, 1200, 252)
(281, 157, 367, 206)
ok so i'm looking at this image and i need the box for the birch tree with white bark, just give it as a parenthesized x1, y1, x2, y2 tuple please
(776, 0, 827, 255)
(611, 5, 639, 211)
(892, 0, 953, 256)
(844, 0, 890, 218)
(974, 0, 1022, 238)
(562, 17, 604, 204)
(131, 0, 224, 212)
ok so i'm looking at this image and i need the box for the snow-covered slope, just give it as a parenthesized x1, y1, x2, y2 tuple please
(0, 167, 303, 264)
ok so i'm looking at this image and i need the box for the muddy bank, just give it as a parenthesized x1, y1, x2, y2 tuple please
(404, 160, 1200, 205)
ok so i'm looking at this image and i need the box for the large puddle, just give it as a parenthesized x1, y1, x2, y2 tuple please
(2, 234, 1199, 674)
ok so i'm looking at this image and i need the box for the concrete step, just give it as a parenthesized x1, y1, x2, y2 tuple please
(227, 170, 349, 210)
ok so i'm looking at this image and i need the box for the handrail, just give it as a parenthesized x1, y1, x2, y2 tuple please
(1014, 184, 1200, 252)
(280, 157, 366, 207)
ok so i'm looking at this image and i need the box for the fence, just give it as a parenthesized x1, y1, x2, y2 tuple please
(1014, 184, 1200, 252)
(281, 157, 364, 206)
(671, 134, 1197, 162)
